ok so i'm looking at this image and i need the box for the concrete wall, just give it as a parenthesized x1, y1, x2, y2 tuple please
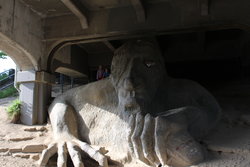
(52, 45, 89, 78)
(0, 0, 44, 70)
(71, 45, 89, 76)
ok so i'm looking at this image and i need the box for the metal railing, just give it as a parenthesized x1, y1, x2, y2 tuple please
(0, 69, 15, 91)
(0, 69, 14, 76)
(0, 82, 14, 91)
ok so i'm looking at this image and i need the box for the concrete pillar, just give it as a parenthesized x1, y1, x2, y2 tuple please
(16, 70, 54, 125)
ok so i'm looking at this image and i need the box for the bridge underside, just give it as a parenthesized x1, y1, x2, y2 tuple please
(1, 0, 250, 124)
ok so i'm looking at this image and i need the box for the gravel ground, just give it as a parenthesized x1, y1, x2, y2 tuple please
(0, 156, 38, 167)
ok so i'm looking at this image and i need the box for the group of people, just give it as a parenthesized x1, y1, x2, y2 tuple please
(96, 65, 110, 80)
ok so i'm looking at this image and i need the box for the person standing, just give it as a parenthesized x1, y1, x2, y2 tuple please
(103, 68, 110, 78)
(96, 65, 104, 80)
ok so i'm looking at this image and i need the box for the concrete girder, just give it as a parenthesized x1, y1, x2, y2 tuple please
(44, 0, 250, 43)
(130, 0, 146, 22)
(44, 0, 250, 72)
(60, 0, 88, 29)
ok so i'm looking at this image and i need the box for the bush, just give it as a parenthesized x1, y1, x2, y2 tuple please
(0, 86, 18, 99)
(6, 99, 21, 123)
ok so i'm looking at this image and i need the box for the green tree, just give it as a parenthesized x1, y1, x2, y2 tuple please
(0, 51, 7, 59)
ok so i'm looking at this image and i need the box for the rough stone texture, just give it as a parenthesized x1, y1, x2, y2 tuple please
(22, 145, 47, 153)
(0, 148, 8, 152)
(9, 148, 22, 153)
(23, 127, 37, 132)
(31, 154, 40, 161)
(39, 40, 220, 167)
(23, 127, 47, 132)
(8, 137, 34, 142)
(13, 153, 30, 159)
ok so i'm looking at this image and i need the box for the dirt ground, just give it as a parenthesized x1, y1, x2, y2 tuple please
(193, 81, 250, 167)
(1, 81, 250, 167)
(0, 96, 52, 167)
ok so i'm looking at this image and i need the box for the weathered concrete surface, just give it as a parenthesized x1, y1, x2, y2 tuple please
(22, 144, 47, 153)
(0, 0, 44, 71)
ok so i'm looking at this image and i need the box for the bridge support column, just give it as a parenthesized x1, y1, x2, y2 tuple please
(16, 70, 54, 125)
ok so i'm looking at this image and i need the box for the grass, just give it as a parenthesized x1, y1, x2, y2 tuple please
(6, 99, 21, 123)
(0, 86, 18, 99)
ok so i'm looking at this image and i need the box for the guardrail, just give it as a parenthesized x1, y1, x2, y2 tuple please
(0, 82, 14, 91)
(0, 69, 15, 91)
(0, 73, 14, 82)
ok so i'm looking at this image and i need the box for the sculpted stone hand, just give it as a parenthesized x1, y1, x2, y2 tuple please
(39, 39, 221, 167)
(38, 103, 108, 167)
(127, 111, 204, 167)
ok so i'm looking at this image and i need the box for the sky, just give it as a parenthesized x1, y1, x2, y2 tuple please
(0, 56, 16, 73)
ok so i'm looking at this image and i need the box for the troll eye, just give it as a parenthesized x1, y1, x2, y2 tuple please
(144, 60, 156, 68)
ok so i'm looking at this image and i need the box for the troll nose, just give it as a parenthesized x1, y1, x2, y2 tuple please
(123, 77, 134, 91)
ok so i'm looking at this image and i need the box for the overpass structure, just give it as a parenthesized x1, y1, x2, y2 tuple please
(0, 0, 250, 125)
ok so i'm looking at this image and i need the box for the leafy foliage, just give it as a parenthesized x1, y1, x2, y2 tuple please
(6, 99, 21, 123)
(0, 51, 7, 59)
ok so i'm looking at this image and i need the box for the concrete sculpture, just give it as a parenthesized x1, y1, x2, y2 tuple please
(39, 40, 221, 167)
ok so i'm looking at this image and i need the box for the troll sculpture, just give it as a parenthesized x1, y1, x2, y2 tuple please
(39, 40, 221, 167)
